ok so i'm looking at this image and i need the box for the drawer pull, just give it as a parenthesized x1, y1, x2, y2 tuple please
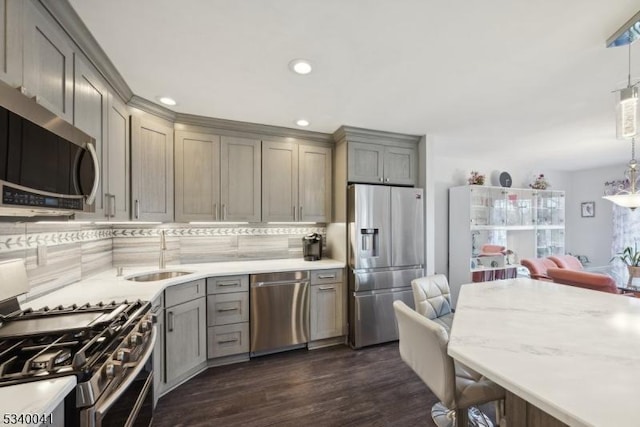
(317, 274, 336, 279)
(218, 282, 239, 287)
(217, 307, 239, 312)
(218, 338, 239, 344)
(318, 286, 335, 291)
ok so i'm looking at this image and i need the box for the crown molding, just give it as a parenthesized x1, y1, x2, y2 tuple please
(175, 113, 334, 144)
(333, 125, 422, 146)
(39, 0, 134, 103)
(128, 95, 178, 122)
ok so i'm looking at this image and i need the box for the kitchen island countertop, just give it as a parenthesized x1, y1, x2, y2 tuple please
(448, 278, 640, 427)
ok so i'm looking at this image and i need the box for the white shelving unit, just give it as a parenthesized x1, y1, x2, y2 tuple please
(449, 185, 565, 307)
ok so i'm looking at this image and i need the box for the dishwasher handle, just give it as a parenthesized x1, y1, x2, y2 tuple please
(251, 280, 309, 288)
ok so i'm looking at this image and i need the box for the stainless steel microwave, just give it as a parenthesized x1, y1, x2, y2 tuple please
(0, 80, 99, 217)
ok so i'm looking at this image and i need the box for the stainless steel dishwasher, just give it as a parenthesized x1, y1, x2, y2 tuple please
(250, 271, 309, 355)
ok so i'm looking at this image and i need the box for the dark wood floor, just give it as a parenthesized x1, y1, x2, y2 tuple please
(152, 342, 445, 426)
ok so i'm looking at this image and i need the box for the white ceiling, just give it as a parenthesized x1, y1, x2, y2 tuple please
(69, 0, 640, 171)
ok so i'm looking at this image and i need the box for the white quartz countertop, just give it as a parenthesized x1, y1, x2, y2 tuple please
(0, 376, 76, 426)
(448, 278, 640, 427)
(26, 258, 345, 308)
(8, 258, 343, 420)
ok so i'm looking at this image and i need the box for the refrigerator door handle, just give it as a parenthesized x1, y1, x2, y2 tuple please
(361, 234, 368, 251)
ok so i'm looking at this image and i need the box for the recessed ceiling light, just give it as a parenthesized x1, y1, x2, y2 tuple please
(296, 119, 310, 127)
(158, 97, 177, 106)
(289, 59, 312, 75)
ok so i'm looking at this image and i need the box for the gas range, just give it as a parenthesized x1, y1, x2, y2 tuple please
(0, 299, 156, 426)
(0, 300, 152, 386)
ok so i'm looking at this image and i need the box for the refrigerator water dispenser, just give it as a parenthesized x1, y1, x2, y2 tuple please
(360, 228, 378, 257)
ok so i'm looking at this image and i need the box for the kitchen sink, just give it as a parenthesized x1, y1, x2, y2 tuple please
(126, 271, 194, 282)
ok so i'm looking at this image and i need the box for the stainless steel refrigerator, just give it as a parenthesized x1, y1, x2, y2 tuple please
(348, 184, 424, 348)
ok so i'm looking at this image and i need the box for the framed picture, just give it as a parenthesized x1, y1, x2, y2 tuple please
(581, 201, 595, 218)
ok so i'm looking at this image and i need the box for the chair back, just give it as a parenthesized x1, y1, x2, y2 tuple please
(546, 267, 618, 294)
(548, 255, 583, 270)
(520, 258, 556, 280)
(411, 275, 452, 320)
(393, 300, 456, 409)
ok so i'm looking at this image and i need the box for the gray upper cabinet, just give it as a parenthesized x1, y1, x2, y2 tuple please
(175, 131, 260, 222)
(262, 141, 298, 222)
(73, 55, 107, 218)
(106, 93, 130, 220)
(262, 141, 332, 223)
(347, 142, 385, 184)
(0, 0, 22, 88)
(383, 145, 417, 186)
(22, 1, 74, 122)
(299, 144, 332, 222)
(348, 142, 417, 186)
(220, 136, 261, 222)
(174, 131, 221, 222)
(131, 113, 174, 222)
(337, 126, 420, 187)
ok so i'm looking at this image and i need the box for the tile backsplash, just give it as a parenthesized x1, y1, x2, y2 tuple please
(0, 222, 326, 299)
(0, 223, 113, 299)
(112, 224, 326, 266)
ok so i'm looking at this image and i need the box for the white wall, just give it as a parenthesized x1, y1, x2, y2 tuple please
(565, 164, 621, 266)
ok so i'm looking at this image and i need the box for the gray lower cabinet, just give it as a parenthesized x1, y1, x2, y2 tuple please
(347, 141, 417, 186)
(73, 54, 107, 218)
(22, 0, 74, 122)
(175, 132, 260, 222)
(206, 275, 250, 360)
(0, 0, 22, 88)
(309, 269, 345, 341)
(163, 280, 207, 391)
(262, 141, 332, 223)
(152, 294, 164, 407)
(131, 112, 174, 222)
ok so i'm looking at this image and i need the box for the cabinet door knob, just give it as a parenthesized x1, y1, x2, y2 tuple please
(385, 178, 390, 183)
(379, 177, 383, 182)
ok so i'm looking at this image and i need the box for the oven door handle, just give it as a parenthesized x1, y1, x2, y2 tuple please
(85, 142, 100, 206)
(94, 328, 156, 420)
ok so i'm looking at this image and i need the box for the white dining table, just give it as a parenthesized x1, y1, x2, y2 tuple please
(448, 278, 640, 427)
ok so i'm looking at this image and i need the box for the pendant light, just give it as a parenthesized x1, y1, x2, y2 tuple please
(603, 138, 640, 210)
(603, 17, 640, 210)
(615, 41, 640, 139)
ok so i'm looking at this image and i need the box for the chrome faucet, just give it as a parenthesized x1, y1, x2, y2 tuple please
(159, 230, 167, 269)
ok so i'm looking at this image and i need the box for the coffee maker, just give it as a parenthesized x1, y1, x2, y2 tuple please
(302, 233, 322, 261)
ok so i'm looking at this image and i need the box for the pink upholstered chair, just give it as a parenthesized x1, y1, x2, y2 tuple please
(548, 255, 583, 271)
(479, 244, 506, 255)
(520, 258, 557, 281)
(546, 267, 619, 294)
